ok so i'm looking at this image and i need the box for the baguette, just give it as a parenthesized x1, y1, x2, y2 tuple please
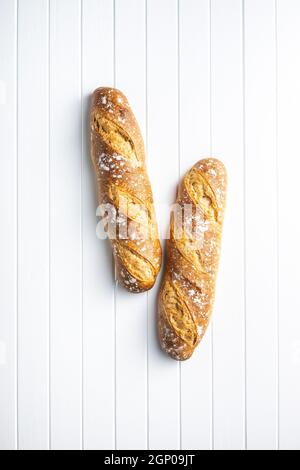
(90, 87, 162, 293)
(158, 158, 227, 360)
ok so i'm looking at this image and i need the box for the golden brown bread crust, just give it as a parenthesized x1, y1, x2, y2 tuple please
(158, 158, 227, 360)
(90, 87, 162, 293)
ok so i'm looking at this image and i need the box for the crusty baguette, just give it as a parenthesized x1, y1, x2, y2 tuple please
(90, 87, 162, 293)
(158, 158, 227, 360)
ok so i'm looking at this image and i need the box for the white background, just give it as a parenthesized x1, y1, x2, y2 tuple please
(0, 0, 300, 450)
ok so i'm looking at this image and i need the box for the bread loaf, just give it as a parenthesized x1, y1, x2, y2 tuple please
(158, 158, 227, 360)
(90, 87, 162, 293)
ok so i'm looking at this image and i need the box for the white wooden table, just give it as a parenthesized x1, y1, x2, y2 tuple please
(1, 0, 300, 450)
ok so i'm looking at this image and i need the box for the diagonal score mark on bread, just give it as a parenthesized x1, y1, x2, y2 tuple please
(185, 168, 219, 223)
(162, 280, 198, 347)
(115, 243, 155, 285)
(171, 213, 210, 277)
(109, 185, 151, 231)
(93, 113, 139, 165)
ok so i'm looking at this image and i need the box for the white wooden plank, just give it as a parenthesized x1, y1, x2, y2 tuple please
(114, 0, 148, 450)
(210, 0, 245, 449)
(0, 0, 17, 451)
(17, 0, 49, 450)
(277, 0, 300, 450)
(244, 0, 277, 450)
(50, 0, 82, 450)
(147, 0, 180, 450)
(82, 0, 115, 450)
(179, 0, 212, 450)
